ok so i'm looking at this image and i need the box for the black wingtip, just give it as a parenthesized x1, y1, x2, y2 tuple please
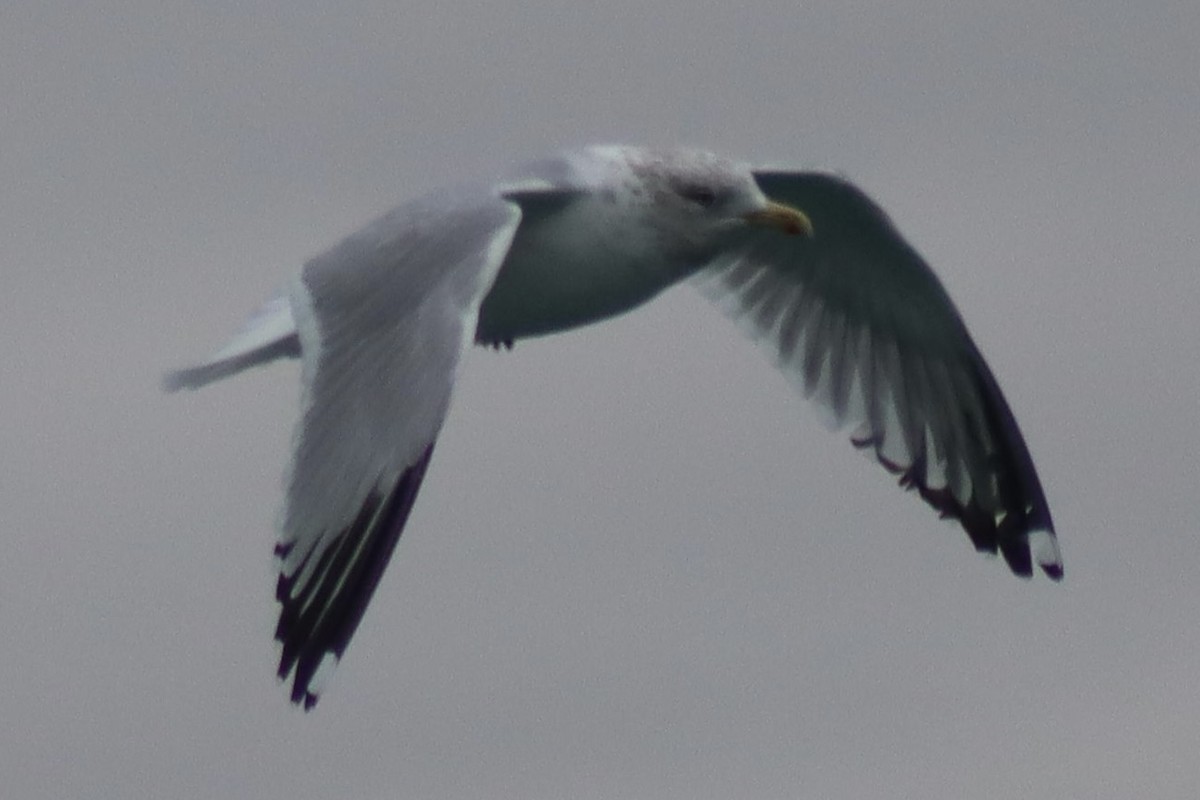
(855, 426, 1062, 582)
(999, 537, 1034, 578)
(273, 443, 437, 708)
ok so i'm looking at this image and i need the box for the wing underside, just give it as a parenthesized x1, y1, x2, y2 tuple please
(700, 170, 1061, 578)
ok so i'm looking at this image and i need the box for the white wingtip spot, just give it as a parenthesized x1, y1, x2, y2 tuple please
(307, 652, 340, 704)
(1029, 528, 1063, 574)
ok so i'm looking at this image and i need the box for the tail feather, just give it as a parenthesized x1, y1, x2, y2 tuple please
(163, 294, 300, 392)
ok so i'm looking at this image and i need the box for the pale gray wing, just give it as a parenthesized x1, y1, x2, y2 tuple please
(699, 170, 1061, 579)
(274, 187, 525, 708)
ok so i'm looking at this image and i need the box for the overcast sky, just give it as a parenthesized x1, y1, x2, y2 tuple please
(3, 2, 1199, 798)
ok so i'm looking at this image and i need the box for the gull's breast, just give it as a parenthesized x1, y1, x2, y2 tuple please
(475, 192, 692, 345)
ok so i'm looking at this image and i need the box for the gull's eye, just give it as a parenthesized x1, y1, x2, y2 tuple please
(679, 184, 718, 209)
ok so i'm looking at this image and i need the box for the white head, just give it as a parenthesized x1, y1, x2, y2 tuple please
(579, 145, 812, 260)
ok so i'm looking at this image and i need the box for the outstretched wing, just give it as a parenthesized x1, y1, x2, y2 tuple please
(698, 170, 1061, 579)
(274, 188, 524, 708)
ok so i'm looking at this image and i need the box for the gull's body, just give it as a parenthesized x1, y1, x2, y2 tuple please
(166, 145, 1061, 709)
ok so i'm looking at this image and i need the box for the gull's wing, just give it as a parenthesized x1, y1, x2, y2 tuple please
(274, 188, 524, 708)
(699, 170, 1061, 579)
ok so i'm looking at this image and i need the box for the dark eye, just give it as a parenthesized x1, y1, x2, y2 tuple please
(680, 184, 718, 208)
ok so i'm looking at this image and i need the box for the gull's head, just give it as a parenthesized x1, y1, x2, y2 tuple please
(593, 146, 813, 257)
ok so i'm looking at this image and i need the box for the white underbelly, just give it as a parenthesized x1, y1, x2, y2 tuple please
(476, 196, 691, 343)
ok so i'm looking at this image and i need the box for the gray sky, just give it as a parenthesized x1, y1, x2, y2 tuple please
(3, 1, 1198, 798)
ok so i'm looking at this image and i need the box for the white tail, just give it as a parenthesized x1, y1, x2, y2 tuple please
(163, 294, 300, 391)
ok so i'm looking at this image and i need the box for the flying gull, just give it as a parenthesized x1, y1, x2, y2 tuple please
(165, 145, 1061, 709)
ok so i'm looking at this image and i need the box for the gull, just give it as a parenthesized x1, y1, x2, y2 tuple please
(165, 145, 1061, 709)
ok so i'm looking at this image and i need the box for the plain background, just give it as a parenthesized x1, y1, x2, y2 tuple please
(3, 2, 1198, 798)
